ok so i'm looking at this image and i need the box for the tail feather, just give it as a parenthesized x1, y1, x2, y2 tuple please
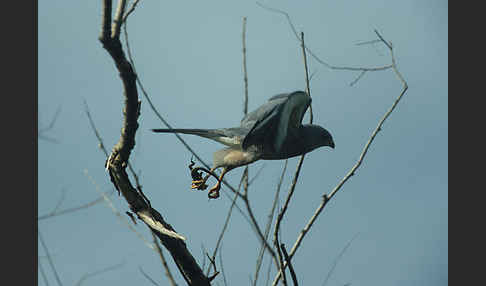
(152, 128, 223, 139)
(152, 128, 240, 147)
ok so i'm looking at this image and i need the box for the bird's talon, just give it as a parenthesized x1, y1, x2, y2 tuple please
(208, 189, 220, 199)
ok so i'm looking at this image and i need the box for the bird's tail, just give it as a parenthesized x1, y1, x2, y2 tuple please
(151, 128, 224, 140)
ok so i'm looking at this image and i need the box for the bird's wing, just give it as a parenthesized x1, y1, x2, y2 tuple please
(152, 128, 246, 147)
(242, 91, 311, 152)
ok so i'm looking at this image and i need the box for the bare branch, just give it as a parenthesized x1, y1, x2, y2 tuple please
(52, 188, 67, 213)
(248, 163, 266, 185)
(122, 0, 142, 23)
(38, 256, 50, 286)
(152, 232, 178, 286)
(265, 253, 274, 286)
(208, 171, 245, 275)
(139, 266, 161, 286)
(242, 191, 278, 264)
(322, 233, 359, 286)
(242, 16, 249, 116)
(218, 248, 228, 286)
(39, 106, 61, 143)
(85, 98, 143, 192)
(39, 105, 61, 133)
(253, 160, 287, 286)
(355, 39, 381, 46)
(349, 70, 367, 87)
(272, 30, 408, 285)
(84, 169, 155, 250)
(83, 99, 109, 157)
(256, 2, 393, 85)
(274, 232, 288, 286)
(38, 230, 63, 286)
(301, 32, 313, 123)
(281, 244, 298, 286)
(75, 262, 124, 286)
(38, 134, 60, 143)
(38, 189, 115, 220)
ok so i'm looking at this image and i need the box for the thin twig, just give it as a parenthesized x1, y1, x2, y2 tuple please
(152, 232, 177, 286)
(256, 2, 392, 85)
(265, 253, 274, 286)
(139, 266, 161, 286)
(253, 160, 287, 286)
(84, 169, 156, 250)
(241, 15, 251, 230)
(52, 188, 67, 213)
(206, 253, 220, 281)
(355, 39, 381, 46)
(38, 189, 115, 220)
(39, 106, 61, 133)
(349, 70, 367, 87)
(272, 30, 408, 285)
(38, 106, 62, 143)
(322, 233, 359, 286)
(218, 248, 228, 286)
(242, 16, 249, 116)
(248, 163, 266, 185)
(122, 0, 141, 23)
(38, 256, 50, 286)
(208, 171, 245, 275)
(84, 99, 143, 190)
(243, 193, 278, 264)
(301, 32, 313, 123)
(83, 99, 109, 158)
(75, 262, 124, 286)
(274, 231, 288, 286)
(38, 230, 63, 286)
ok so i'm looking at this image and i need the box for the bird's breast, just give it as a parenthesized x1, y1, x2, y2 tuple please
(223, 149, 259, 167)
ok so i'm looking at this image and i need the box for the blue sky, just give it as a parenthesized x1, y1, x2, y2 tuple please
(39, 1, 447, 285)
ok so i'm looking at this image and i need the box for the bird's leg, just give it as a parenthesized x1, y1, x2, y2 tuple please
(208, 167, 229, 199)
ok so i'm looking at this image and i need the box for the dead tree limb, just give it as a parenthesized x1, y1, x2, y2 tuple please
(98, 1, 210, 285)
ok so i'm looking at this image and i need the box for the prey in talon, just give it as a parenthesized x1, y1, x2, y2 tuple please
(188, 159, 208, 191)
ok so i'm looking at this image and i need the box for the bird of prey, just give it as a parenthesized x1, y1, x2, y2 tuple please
(152, 91, 334, 199)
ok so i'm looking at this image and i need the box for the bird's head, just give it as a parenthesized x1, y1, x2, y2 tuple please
(301, 124, 335, 151)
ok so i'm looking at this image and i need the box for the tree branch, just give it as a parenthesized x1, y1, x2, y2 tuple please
(272, 31, 312, 282)
(38, 230, 63, 286)
(272, 30, 408, 285)
(256, 2, 393, 85)
(99, 1, 210, 284)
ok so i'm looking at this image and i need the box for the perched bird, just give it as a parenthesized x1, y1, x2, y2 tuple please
(152, 91, 334, 199)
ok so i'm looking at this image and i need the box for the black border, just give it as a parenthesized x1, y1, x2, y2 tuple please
(3, 0, 37, 284)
